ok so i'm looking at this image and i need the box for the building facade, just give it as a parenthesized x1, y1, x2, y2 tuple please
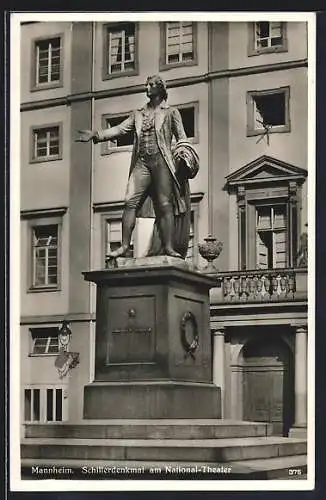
(20, 20, 308, 437)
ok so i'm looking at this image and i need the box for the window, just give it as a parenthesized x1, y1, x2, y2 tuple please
(31, 124, 62, 162)
(24, 386, 66, 422)
(22, 208, 65, 292)
(177, 104, 198, 141)
(247, 88, 290, 137)
(24, 388, 40, 422)
(106, 219, 123, 255)
(33, 36, 62, 89)
(103, 23, 138, 78)
(101, 113, 134, 154)
(32, 224, 58, 288)
(256, 205, 287, 269)
(105, 218, 134, 260)
(160, 22, 197, 70)
(30, 327, 59, 355)
(249, 22, 287, 56)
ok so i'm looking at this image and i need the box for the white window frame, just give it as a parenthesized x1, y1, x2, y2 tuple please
(22, 208, 66, 293)
(103, 23, 138, 79)
(33, 336, 59, 355)
(247, 87, 291, 137)
(34, 128, 59, 159)
(255, 204, 287, 269)
(174, 102, 199, 143)
(32, 224, 58, 288)
(255, 22, 282, 51)
(248, 22, 288, 56)
(29, 327, 60, 356)
(32, 34, 63, 90)
(23, 385, 68, 423)
(35, 38, 61, 85)
(30, 123, 63, 163)
(100, 112, 134, 155)
(166, 22, 194, 65)
(160, 22, 197, 71)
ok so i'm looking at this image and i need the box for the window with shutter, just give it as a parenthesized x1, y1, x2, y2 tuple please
(256, 205, 287, 269)
(103, 23, 138, 79)
(160, 22, 197, 70)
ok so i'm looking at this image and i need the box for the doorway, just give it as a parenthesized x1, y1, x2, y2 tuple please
(242, 337, 294, 436)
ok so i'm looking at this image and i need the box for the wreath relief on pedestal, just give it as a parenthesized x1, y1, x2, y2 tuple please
(180, 311, 199, 360)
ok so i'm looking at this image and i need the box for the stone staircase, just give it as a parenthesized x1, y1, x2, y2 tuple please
(21, 419, 307, 480)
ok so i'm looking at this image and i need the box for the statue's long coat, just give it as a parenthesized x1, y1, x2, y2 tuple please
(95, 101, 191, 257)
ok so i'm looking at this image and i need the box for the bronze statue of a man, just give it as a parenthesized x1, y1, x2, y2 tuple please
(77, 75, 198, 260)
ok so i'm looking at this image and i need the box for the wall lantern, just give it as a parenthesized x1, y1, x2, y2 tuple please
(55, 320, 80, 379)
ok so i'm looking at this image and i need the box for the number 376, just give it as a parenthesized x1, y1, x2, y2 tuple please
(289, 469, 302, 475)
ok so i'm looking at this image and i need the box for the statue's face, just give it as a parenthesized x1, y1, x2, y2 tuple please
(146, 77, 161, 99)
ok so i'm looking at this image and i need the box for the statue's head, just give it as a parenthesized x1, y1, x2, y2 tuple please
(145, 74, 168, 101)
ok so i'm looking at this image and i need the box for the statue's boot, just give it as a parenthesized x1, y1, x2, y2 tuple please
(159, 204, 183, 259)
(107, 207, 136, 258)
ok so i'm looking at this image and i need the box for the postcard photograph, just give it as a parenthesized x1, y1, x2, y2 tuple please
(9, 11, 316, 492)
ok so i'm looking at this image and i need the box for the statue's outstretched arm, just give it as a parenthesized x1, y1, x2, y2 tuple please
(75, 112, 135, 143)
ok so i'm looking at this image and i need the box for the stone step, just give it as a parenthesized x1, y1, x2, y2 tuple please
(21, 454, 307, 480)
(21, 436, 307, 463)
(226, 455, 307, 479)
(24, 419, 272, 440)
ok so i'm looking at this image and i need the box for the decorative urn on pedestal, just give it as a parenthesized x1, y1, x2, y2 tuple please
(198, 234, 223, 272)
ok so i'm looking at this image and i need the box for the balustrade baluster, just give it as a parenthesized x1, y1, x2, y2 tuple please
(256, 276, 264, 301)
(223, 278, 231, 302)
(219, 269, 300, 304)
(233, 277, 240, 301)
(263, 275, 271, 300)
(279, 274, 288, 299)
(271, 275, 279, 301)
(240, 276, 248, 301)
(248, 276, 256, 300)
(288, 273, 296, 299)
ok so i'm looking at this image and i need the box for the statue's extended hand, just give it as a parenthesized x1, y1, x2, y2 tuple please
(75, 130, 94, 142)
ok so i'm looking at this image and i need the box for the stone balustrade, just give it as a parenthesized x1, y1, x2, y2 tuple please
(211, 268, 307, 303)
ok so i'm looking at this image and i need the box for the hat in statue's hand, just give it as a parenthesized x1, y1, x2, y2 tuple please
(173, 141, 200, 179)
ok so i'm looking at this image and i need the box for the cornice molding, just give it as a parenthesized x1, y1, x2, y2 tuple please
(21, 312, 96, 324)
(20, 59, 308, 112)
(20, 206, 68, 219)
(93, 200, 125, 213)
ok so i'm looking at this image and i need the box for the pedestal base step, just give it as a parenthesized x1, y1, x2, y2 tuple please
(22, 436, 307, 463)
(21, 454, 307, 480)
(25, 419, 272, 440)
(84, 382, 221, 419)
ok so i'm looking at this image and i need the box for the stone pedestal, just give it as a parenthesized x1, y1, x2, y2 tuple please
(83, 257, 221, 419)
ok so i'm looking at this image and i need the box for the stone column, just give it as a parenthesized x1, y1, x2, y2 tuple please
(290, 325, 307, 437)
(212, 328, 225, 417)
